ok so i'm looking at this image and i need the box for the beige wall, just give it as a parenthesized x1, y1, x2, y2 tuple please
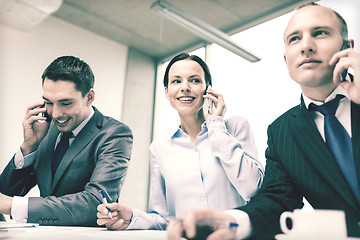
(119, 49, 156, 211)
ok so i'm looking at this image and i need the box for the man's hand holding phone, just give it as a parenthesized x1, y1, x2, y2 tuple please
(203, 88, 226, 122)
(20, 101, 51, 156)
(330, 39, 360, 104)
(167, 208, 237, 240)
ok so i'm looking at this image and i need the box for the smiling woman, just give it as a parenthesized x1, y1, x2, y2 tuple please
(166, 59, 207, 120)
(96, 52, 264, 231)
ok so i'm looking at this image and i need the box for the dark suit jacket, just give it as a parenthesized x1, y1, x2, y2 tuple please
(239, 97, 360, 239)
(0, 107, 133, 226)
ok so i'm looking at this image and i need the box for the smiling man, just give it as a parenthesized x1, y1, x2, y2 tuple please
(167, 2, 360, 239)
(0, 56, 133, 226)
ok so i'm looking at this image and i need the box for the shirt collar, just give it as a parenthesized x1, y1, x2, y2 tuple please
(70, 107, 95, 137)
(170, 121, 208, 139)
(302, 86, 349, 110)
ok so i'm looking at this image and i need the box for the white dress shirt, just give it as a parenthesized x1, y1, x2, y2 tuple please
(229, 85, 352, 239)
(303, 86, 351, 138)
(127, 116, 264, 230)
(11, 107, 95, 222)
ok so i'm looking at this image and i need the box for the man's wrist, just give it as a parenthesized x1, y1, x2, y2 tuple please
(224, 209, 252, 239)
(20, 143, 37, 156)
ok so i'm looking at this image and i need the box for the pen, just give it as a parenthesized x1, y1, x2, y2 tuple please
(99, 190, 112, 219)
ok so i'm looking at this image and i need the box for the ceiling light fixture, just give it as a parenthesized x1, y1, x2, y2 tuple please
(0, 0, 63, 31)
(150, 0, 261, 62)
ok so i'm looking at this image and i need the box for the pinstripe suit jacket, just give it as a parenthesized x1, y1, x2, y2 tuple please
(0, 107, 133, 226)
(239, 97, 360, 239)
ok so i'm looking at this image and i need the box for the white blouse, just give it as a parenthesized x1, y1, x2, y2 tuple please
(127, 116, 264, 230)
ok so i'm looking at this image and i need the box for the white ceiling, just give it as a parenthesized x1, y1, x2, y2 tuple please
(51, 0, 315, 61)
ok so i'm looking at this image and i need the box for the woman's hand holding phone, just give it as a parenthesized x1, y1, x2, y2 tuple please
(203, 87, 226, 122)
(20, 100, 51, 155)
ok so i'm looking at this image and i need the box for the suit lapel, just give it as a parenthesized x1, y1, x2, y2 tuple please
(51, 108, 103, 191)
(290, 97, 359, 210)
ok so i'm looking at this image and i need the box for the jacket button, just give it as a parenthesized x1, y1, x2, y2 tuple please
(49, 219, 54, 224)
(54, 219, 59, 224)
(43, 219, 48, 224)
(37, 220, 43, 224)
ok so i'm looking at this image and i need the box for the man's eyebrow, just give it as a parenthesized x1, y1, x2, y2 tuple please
(42, 97, 74, 102)
(313, 26, 333, 31)
(56, 99, 74, 104)
(285, 31, 300, 42)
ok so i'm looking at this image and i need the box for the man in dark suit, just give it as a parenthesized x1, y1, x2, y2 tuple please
(167, 2, 360, 239)
(0, 56, 133, 226)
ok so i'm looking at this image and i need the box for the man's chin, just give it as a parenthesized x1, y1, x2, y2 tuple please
(55, 124, 73, 133)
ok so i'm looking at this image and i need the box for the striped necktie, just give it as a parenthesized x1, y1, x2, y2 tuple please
(309, 95, 360, 203)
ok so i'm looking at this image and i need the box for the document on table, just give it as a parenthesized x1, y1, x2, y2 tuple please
(0, 222, 39, 229)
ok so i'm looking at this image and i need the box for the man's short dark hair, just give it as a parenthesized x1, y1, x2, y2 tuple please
(42, 56, 94, 96)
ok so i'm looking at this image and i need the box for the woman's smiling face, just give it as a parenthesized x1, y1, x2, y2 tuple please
(165, 59, 207, 116)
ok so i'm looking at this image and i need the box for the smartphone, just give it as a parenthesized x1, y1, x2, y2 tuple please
(182, 224, 214, 240)
(43, 111, 52, 122)
(203, 98, 213, 115)
(38, 104, 52, 123)
(203, 88, 215, 115)
(340, 40, 350, 82)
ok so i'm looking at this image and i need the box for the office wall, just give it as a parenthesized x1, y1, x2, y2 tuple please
(119, 48, 156, 211)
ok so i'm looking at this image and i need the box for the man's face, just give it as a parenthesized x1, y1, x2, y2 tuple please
(284, 6, 343, 93)
(42, 78, 94, 132)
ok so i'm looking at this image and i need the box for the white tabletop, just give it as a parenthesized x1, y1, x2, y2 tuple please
(0, 225, 167, 240)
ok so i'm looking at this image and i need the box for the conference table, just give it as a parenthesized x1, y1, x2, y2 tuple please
(3, 223, 360, 240)
(0, 224, 167, 240)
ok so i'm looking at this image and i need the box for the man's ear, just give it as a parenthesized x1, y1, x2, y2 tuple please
(86, 89, 95, 105)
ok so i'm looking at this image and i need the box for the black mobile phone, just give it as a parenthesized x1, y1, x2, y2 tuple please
(41, 104, 52, 122)
(182, 225, 214, 240)
(340, 40, 350, 82)
(42, 111, 52, 122)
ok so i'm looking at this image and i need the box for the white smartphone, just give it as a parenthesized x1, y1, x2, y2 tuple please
(203, 97, 215, 115)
